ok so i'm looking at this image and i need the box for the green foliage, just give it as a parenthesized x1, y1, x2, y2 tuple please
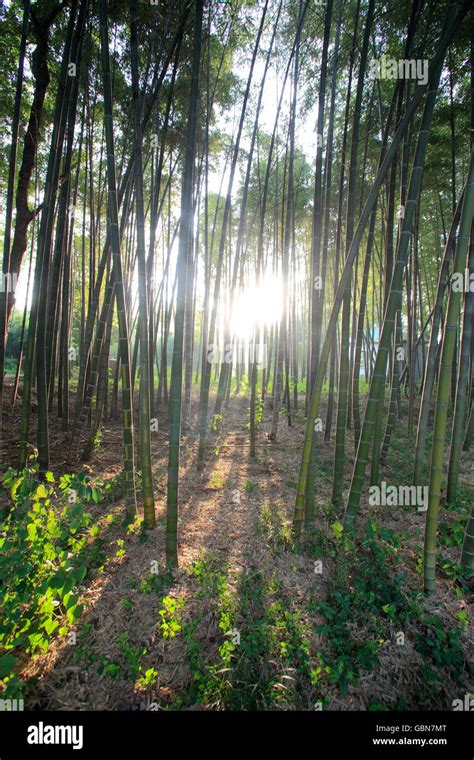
(188, 554, 228, 599)
(138, 570, 173, 597)
(0, 464, 104, 697)
(210, 413, 223, 432)
(257, 502, 293, 548)
(244, 479, 259, 494)
(208, 471, 225, 490)
(414, 613, 466, 682)
(136, 667, 159, 689)
(98, 633, 155, 685)
(181, 554, 237, 706)
(314, 523, 410, 694)
(58, 471, 103, 505)
(115, 539, 126, 558)
(158, 596, 184, 639)
(182, 556, 320, 710)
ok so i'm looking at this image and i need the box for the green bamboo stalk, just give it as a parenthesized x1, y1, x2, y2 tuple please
(81, 292, 114, 461)
(446, 235, 474, 502)
(305, 0, 333, 521)
(166, 0, 203, 567)
(412, 191, 463, 484)
(424, 148, 474, 592)
(130, 0, 155, 530)
(461, 500, 474, 575)
(99, 0, 137, 518)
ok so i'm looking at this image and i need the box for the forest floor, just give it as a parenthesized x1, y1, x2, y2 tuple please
(2, 382, 473, 711)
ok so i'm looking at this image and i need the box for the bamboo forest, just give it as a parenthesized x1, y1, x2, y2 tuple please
(0, 0, 473, 734)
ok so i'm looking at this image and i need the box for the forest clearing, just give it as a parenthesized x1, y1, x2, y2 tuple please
(0, 0, 473, 750)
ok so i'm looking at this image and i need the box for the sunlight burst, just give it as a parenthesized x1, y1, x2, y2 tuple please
(230, 273, 283, 341)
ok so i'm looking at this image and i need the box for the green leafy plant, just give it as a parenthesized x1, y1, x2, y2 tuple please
(208, 471, 225, 491)
(0, 464, 103, 697)
(158, 596, 185, 639)
(136, 667, 159, 689)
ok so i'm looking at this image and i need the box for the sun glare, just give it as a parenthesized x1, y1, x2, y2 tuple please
(230, 273, 283, 340)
